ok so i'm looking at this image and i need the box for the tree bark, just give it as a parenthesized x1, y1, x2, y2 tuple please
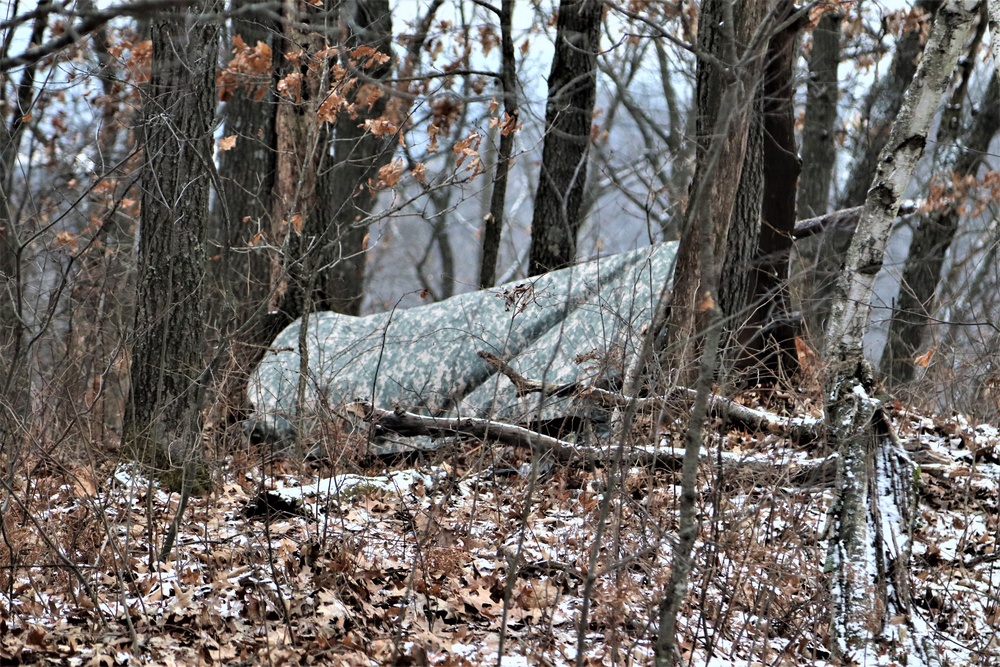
(717, 93, 762, 341)
(527, 0, 602, 275)
(839, 0, 940, 210)
(0, 4, 51, 450)
(234, 0, 393, 344)
(804, 0, 938, 342)
(796, 5, 841, 220)
(208, 0, 283, 426)
(822, 1, 976, 659)
(991, 1, 1000, 79)
(882, 72, 1000, 384)
(479, 0, 518, 288)
(303, 0, 394, 316)
(658, 0, 775, 387)
(269, 0, 333, 322)
(124, 1, 220, 493)
(733, 1, 802, 383)
(653, 3, 778, 663)
(213, 0, 279, 325)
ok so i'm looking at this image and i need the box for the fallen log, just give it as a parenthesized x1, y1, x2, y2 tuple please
(478, 351, 822, 444)
(348, 401, 838, 486)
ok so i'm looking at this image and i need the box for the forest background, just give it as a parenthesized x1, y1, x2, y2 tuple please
(2, 0, 1000, 665)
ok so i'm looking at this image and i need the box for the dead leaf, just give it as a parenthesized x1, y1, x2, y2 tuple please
(914, 347, 936, 367)
(377, 159, 404, 188)
(218, 135, 237, 151)
(411, 162, 427, 184)
(696, 291, 715, 312)
(794, 336, 817, 366)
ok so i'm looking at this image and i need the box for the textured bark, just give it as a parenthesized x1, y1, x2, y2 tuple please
(937, 7, 987, 142)
(717, 93, 763, 337)
(822, 1, 976, 659)
(991, 1, 1000, 79)
(734, 2, 802, 382)
(209, 0, 282, 426)
(229, 0, 401, 423)
(124, 2, 220, 492)
(883, 73, 1000, 384)
(284, 0, 394, 318)
(479, 0, 517, 288)
(804, 0, 938, 341)
(527, 0, 602, 275)
(796, 6, 841, 220)
(840, 0, 940, 210)
(653, 3, 777, 663)
(658, 0, 775, 386)
(214, 0, 279, 323)
(269, 0, 331, 320)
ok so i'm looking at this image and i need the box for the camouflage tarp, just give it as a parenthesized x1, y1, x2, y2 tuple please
(246, 242, 677, 445)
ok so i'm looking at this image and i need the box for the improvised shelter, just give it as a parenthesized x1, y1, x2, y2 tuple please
(246, 242, 678, 449)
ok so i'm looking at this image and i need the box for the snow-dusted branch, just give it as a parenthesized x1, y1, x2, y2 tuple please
(478, 351, 822, 443)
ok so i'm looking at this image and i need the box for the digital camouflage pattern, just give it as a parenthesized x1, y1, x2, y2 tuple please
(246, 242, 678, 448)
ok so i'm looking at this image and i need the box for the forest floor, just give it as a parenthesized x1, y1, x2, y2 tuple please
(1, 402, 999, 666)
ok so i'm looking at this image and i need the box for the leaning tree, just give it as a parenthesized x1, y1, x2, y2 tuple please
(820, 0, 977, 659)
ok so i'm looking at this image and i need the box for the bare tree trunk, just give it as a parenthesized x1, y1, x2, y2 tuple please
(208, 0, 282, 426)
(479, 0, 518, 288)
(527, 0, 602, 276)
(796, 5, 841, 220)
(718, 91, 762, 340)
(268, 0, 333, 323)
(304, 0, 394, 316)
(658, 0, 775, 387)
(883, 73, 1000, 384)
(805, 0, 938, 341)
(214, 0, 279, 325)
(839, 0, 940, 210)
(221, 0, 407, 423)
(733, 1, 803, 383)
(1, 2, 53, 449)
(653, 3, 778, 663)
(991, 1, 1000, 77)
(822, 1, 976, 659)
(124, 2, 221, 493)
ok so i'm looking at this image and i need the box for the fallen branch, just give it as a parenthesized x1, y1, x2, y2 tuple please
(348, 401, 837, 485)
(477, 351, 822, 443)
(350, 400, 587, 463)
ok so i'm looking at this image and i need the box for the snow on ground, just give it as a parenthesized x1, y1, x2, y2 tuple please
(0, 407, 998, 665)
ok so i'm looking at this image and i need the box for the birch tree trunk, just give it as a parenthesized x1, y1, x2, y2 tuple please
(804, 0, 937, 342)
(882, 73, 1000, 385)
(989, 0, 1000, 75)
(821, 1, 977, 659)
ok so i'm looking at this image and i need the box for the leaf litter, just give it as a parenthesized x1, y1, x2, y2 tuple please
(1, 407, 998, 666)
